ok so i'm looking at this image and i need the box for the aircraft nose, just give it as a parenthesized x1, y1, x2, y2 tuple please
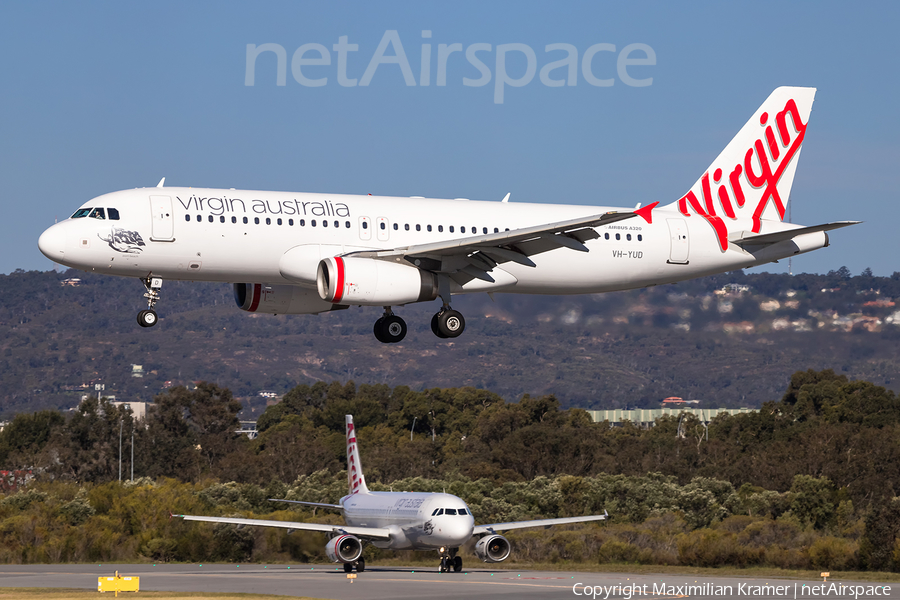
(38, 224, 66, 261)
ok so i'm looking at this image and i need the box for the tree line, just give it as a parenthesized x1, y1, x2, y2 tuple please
(2, 370, 900, 570)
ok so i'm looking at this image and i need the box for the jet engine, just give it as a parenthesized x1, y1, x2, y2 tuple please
(316, 257, 438, 306)
(474, 534, 511, 563)
(233, 283, 348, 314)
(325, 534, 363, 563)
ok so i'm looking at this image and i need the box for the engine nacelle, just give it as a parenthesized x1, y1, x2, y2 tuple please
(325, 534, 363, 563)
(233, 283, 348, 314)
(317, 257, 438, 306)
(474, 534, 511, 563)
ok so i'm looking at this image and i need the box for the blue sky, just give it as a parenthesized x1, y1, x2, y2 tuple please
(3, 1, 898, 275)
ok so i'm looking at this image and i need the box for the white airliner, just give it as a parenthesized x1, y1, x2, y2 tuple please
(38, 87, 857, 342)
(176, 415, 609, 572)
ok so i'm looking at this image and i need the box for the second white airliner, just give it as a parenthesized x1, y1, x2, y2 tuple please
(176, 415, 609, 572)
(38, 87, 857, 342)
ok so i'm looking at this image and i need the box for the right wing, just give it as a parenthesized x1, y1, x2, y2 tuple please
(472, 511, 609, 535)
(174, 513, 392, 541)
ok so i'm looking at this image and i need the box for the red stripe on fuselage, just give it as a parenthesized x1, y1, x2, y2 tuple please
(332, 258, 345, 303)
(248, 283, 262, 312)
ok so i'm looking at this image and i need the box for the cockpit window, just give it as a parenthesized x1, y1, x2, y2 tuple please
(89, 208, 106, 220)
(445, 508, 457, 515)
(71, 208, 92, 218)
(107, 208, 120, 220)
(431, 508, 443, 516)
(458, 508, 468, 515)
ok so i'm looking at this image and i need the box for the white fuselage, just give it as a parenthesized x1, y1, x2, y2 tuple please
(340, 491, 474, 550)
(38, 187, 819, 299)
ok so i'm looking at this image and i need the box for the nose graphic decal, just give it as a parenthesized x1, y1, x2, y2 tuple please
(98, 228, 146, 254)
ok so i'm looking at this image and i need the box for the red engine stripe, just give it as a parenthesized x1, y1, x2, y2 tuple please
(332, 258, 345, 303)
(248, 283, 262, 312)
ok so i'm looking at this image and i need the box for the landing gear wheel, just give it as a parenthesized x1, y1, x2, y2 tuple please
(431, 313, 448, 338)
(373, 317, 388, 343)
(343, 563, 353, 573)
(137, 309, 158, 328)
(439, 557, 449, 573)
(356, 558, 365, 572)
(381, 315, 407, 343)
(436, 310, 465, 338)
(452, 556, 462, 572)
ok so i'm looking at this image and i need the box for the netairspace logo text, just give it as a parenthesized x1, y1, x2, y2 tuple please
(245, 30, 656, 104)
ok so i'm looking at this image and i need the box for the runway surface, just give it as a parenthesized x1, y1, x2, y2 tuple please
(0, 564, 896, 599)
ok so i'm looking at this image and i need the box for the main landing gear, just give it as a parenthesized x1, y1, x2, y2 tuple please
(137, 276, 162, 328)
(371, 304, 467, 343)
(438, 547, 463, 573)
(374, 308, 408, 343)
(343, 558, 365, 572)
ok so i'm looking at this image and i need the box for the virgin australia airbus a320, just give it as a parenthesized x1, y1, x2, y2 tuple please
(38, 87, 857, 343)
(177, 415, 609, 573)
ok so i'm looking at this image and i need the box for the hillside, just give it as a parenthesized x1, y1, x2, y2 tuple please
(1, 267, 898, 418)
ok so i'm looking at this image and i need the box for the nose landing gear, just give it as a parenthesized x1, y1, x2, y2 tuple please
(438, 547, 462, 573)
(137, 276, 162, 328)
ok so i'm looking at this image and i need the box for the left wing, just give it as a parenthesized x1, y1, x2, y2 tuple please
(175, 514, 392, 541)
(347, 211, 638, 284)
(472, 511, 609, 535)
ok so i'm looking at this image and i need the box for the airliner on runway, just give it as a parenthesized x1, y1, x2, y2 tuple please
(176, 415, 609, 573)
(38, 87, 857, 342)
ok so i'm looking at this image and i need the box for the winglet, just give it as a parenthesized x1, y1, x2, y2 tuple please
(634, 201, 659, 224)
(156, 177, 166, 188)
(501, 193, 510, 203)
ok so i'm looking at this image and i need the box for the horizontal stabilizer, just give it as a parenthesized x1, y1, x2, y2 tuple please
(269, 498, 343, 510)
(730, 221, 860, 247)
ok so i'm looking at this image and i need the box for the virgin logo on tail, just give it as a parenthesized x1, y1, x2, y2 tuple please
(678, 90, 811, 251)
(347, 420, 362, 494)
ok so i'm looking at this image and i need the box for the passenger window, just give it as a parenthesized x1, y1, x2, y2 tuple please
(89, 208, 106, 220)
(445, 508, 457, 515)
(427, 225, 432, 232)
(266, 218, 271, 225)
(438, 225, 443, 232)
(71, 208, 92, 219)
(416, 224, 421, 231)
(615, 233, 620, 240)
(483, 227, 487, 234)
(323, 220, 328, 227)
(208, 215, 214, 223)
(220, 216, 225, 223)
(362, 221, 368, 229)
(494, 228, 499, 233)
(277, 218, 282, 225)
(449, 226, 454, 233)
(345, 221, 351, 228)
(334, 220, 339, 228)
(232, 216, 237, 224)
(184, 215, 190, 222)
(393, 223, 398, 230)
(627, 233, 631, 241)
(254, 217, 260, 224)
(605, 233, 609, 240)
(289, 218, 294, 226)
(461, 226, 466, 233)
(300, 219, 305, 226)
(312, 220, 317, 227)
(196, 215, 202, 222)
(638, 234, 642, 241)
(380, 222, 385, 230)
(243, 217, 248, 224)
(108, 208, 120, 220)
(405, 224, 410, 231)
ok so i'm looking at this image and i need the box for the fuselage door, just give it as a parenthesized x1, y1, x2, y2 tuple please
(666, 218, 689, 264)
(149, 195, 175, 241)
(376, 217, 390, 242)
(359, 216, 372, 241)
